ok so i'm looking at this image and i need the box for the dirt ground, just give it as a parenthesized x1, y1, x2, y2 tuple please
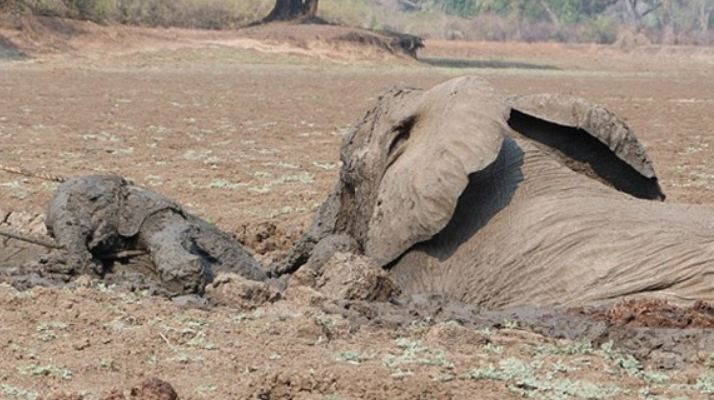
(2, 17, 714, 399)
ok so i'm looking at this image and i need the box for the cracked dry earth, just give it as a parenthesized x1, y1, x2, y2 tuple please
(2, 24, 714, 399)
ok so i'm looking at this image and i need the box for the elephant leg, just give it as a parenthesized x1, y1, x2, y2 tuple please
(270, 234, 358, 279)
(269, 186, 343, 277)
(138, 211, 208, 294)
(302, 234, 359, 273)
(269, 234, 319, 277)
(190, 218, 267, 281)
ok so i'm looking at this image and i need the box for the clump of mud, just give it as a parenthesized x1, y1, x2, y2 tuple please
(234, 221, 294, 257)
(205, 272, 281, 310)
(316, 252, 399, 302)
(579, 299, 714, 328)
(1, 210, 47, 236)
(50, 378, 179, 400)
(0, 210, 49, 272)
(292, 252, 400, 302)
(110, 378, 179, 400)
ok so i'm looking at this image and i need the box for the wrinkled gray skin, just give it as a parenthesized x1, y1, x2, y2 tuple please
(46, 175, 266, 294)
(274, 76, 714, 309)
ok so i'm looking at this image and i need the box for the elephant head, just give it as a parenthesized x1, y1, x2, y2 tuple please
(336, 76, 512, 266)
(272, 76, 509, 275)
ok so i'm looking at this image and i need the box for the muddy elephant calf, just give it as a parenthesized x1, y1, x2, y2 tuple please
(45, 175, 266, 294)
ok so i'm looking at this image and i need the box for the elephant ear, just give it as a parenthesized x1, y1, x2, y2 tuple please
(365, 76, 509, 266)
(508, 93, 664, 200)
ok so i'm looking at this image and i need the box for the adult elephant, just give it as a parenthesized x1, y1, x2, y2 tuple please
(272, 76, 714, 309)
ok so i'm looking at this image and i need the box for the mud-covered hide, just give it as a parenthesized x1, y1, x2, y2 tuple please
(46, 175, 181, 253)
(189, 216, 268, 282)
(118, 184, 182, 237)
(46, 175, 126, 255)
(45, 175, 266, 295)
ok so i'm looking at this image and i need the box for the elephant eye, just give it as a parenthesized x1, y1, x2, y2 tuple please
(388, 116, 415, 157)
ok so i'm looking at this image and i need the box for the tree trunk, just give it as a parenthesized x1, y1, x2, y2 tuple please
(625, 0, 640, 27)
(624, 0, 662, 30)
(537, 0, 561, 29)
(303, 0, 319, 17)
(700, 0, 713, 33)
(263, 0, 319, 22)
(661, 0, 674, 44)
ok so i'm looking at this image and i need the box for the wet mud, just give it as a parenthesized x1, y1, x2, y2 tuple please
(51, 378, 179, 400)
(578, 299, 714, 328)
(321, 293, 714, 370)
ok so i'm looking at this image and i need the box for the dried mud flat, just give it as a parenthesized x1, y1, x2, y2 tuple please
(2, 20, 714, 399)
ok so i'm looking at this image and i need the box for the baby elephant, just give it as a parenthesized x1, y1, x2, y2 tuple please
(45, 175, 266, 294)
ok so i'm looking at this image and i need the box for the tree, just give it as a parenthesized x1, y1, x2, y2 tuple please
(698, 0, 713, 33)
(263, 0, 319, 22)
(466, 0, 617, 23)
(538, 0, 564, 28)
(440, 0, 475, 16)
(577, 0, 620, 17)
(624, 0, 663, 28)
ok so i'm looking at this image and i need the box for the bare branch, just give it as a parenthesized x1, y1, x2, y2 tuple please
(0, 227, 61, 249)
(640, 1, 663, 18)
(538, 0, 561, 29)
(0, 164, 66, 183)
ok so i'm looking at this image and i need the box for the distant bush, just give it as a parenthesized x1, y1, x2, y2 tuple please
(114, 0, 269, 29)
(468, 14, 516, 41)
(68, 0, 115, 21)
(319, 0, 372, 28)
(581, 16, 617, 44)
(11, 0, 114, 21)
(9, 0, 271, 26)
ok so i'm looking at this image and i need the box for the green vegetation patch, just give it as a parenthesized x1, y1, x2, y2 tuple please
(466, 357, 621, 399)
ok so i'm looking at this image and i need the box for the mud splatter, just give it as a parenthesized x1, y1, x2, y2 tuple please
(576, 299, 714, 329)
